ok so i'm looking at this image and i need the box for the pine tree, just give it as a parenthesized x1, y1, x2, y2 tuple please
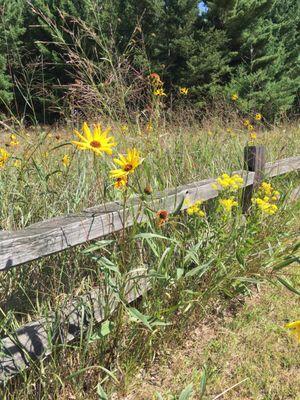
(0, 0, 24, 108)
(205, 0, 300, 118)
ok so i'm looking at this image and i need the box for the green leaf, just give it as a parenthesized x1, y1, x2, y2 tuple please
(100, 320, 113, 337)
(199, 365, 207, 398)
(277, 277, 300, 296)
(272, 257, 300, 271)
(185, 259, 214, 278)
(128, 307, 152, 330)
(179, 383, 194, 400)
(97, 383, 108, 400)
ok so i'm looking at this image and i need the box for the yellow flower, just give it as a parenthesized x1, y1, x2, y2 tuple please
(249, 132, 257, 141)
(0, 148, 10, 168)
(285, 320, 300, 343)
(247, 124, 254, 131)
(62, 154, 70, 167)
(110, 148, 142, 179)
(260, 182, 273, 196)
(13, 159, 22, 169)
(186, 200, 205, 217)
(255, 113, 262, 121)
(231, 93, 238, 101)
(146, 122, 153, 132)
(219, 197, 238, 213)
(252, 198, 278, 215)
(114, 176, 128, 190)
(10, 134, 19, 147)
(72, 122, 117, 156)
(243, 119, 250, 127)
(215, 173, 244, 192)
(154, 88, 166, 97)
(121, 124, 128, 133)
(179, 87, 189, 95)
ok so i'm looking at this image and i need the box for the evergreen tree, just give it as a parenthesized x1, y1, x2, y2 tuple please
(0, 0, 24, 108)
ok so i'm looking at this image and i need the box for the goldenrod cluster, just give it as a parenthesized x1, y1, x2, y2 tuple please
(186, 199, 205, 217)
(212, 173, 244, 192)
(219, 197, 238, 213)
(252, 182, 280, 215)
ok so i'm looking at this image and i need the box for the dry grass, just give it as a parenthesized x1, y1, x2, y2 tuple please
(115, 277, 300, 400)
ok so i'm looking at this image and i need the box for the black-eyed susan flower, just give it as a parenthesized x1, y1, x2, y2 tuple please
(231, 93, 238, 101)
(247, 124, 254, 131)
(72, 122, 116, 156)
(110, 148, 142, 179)
(255, 113, 262, 121)
(153, 88, 166, 97)
(179, 87, 189, 95)
(0, 148, 10, 168)
(249, 132, 257, 141)
(243, 119, 250, 127)
(156, 210, 169, 226)
(62, 154, 70, 167)
(285, 320, 300, 343)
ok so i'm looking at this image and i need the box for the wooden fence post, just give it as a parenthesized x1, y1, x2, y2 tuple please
(242, 145, 266, 213)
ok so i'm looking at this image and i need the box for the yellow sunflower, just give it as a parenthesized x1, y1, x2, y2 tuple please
(110, 148, 142, 179)
(72, 122, 116, 156)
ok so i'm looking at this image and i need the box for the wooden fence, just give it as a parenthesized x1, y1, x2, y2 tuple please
(0, 146, 299, 382)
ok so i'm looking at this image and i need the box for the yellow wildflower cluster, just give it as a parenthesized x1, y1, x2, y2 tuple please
(0, 148, 10, 169)
(153, 88, 166, 97)
(219, 197, 238, 213)
(252, 182, 280, 215)
(212, 173, 244, 192)
(185, 199, 205, 218)
(285, 320, 300, 343)
(231, 93, 238, 101)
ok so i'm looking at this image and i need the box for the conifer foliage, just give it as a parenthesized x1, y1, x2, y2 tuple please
(0, 0, 299, 121)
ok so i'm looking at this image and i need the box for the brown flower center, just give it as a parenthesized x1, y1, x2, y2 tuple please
(124, 163, 133, 172)
(90, 140, 101, 148)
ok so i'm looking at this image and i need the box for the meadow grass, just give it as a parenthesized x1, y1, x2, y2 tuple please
(0, 115, 299, 399)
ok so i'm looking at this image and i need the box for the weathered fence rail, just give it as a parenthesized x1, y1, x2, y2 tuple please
(0, 150, 299, 382)
(1, 156, 299, 271)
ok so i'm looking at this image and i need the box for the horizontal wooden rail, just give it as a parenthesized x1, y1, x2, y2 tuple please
(0, 270, 149, 382)
(0, 156, 299, 271)
(0, 154, 299, 381)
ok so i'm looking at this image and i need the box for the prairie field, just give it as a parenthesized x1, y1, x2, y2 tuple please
(0, 115, 299, 399)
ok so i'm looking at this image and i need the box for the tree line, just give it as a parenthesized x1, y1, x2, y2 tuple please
(0, 0, 299, 122)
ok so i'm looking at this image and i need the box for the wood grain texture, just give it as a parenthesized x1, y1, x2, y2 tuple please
(0, 155, 299, 271)
(0, 269, 149, 382)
